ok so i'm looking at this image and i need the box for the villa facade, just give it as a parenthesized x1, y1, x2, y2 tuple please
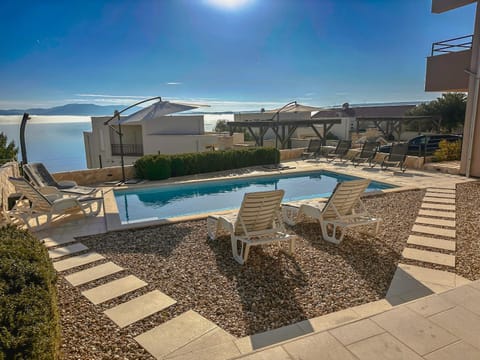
(83, 115, 243, 169)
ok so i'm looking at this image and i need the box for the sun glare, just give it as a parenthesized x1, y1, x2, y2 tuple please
(205, 0, 254, 10)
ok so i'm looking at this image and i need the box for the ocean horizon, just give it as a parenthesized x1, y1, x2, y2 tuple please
(0, 114, 232, 173)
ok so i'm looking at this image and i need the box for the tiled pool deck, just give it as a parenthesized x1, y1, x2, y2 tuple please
(34, 159, 479, 359)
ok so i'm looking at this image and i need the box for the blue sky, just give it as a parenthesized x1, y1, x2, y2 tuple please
(0, 0, 476, 112)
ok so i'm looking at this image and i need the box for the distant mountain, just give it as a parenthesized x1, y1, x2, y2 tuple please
(0, 103, 135, 116)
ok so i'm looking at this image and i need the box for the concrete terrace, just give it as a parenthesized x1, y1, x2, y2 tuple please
(29, 159, 478, 359)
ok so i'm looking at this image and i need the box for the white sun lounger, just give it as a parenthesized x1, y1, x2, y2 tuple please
(207, 189, 295, 265)
(282, 179, 381, 244)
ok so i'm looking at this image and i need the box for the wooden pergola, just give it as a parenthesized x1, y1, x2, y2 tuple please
(355, 116, 439, 140)
(227, 118, 342, 149)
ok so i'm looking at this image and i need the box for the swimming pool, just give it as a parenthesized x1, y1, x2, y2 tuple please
(114, 170, 394, 224)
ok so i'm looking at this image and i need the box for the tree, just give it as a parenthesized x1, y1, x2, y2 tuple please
(214, 119, 229, 132)
(407, 93, 467, 132)
(0, 132, 18, 165)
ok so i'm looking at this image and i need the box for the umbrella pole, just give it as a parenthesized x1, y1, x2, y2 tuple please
(118, 122, 126, 183)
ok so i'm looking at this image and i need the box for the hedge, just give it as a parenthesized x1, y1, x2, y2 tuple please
(0, 225, 59, 359)
(135, 147, 280, 180)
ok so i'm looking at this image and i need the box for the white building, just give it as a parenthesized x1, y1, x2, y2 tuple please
(83, 115, 244, 169)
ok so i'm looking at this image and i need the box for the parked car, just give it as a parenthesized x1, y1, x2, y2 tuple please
(378, 134, 462, 156)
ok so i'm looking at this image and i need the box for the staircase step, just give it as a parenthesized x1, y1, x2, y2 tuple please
(65, 262, 124, 286)
(104, 290, 176, 328)
(135, 310, 218, 359)
(53, 252, 105, 272)
(412, 225, 455, 238)
(415, 217, 455, 228)
(421, 203, 455, 211)
(407, 235, 456, 251)
(418, 209, 455, 219)
(423, 197, 455, 204)
(81, 275, 147, 305)
(402, 248, 455, 267)
(427, 187, 456, 193)
(42, 236, 76, 248)
(48, 243, 89, 259)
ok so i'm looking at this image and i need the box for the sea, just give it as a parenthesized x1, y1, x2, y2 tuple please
(0, 114, 232, 173)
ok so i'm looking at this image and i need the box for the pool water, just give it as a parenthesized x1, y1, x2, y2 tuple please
(115, 170, 393, 224)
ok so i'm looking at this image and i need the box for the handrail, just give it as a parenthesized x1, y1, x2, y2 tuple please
(431, 34, 473, 56)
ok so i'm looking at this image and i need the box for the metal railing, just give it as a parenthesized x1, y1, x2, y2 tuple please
(431, 34, 473, 56)
(111, 143, 143, 156)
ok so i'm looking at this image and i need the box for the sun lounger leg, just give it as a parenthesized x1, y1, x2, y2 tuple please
(320, 221, 345, 245)
(231, 236, 248, 265)
(206, 217, 219, 240)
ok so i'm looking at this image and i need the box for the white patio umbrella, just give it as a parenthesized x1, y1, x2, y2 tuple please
(115, 99, 206, 124)
(104, 97, 209, 182)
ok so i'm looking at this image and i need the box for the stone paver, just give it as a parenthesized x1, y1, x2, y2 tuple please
(134, 310, 217, 359)
(282, 331, 357, 360)
(297, 308, 360, 333)
(64, 262, 124, 286)
(424, 341, 480, 360)
(398, 264, 456, 288)
(237, 346, 292, 360)
(53, 252, 105, 272)
(42, 236, 76, 248)
(406, 295, 455, 317)
(347, 333, 423, 360)
(81, 275, 147, 305)
(385, 267, 434, 305)
(166, 328, 236, 359)
(48, 242, 89, 259)
(427, 188, 456, 193)
(424, 192, 456, 199)
(350, 299, 392, 318)
(421, 203, 456, 211)
(412, 224, 456, 238)
(429, 306, 480, 348)
(329, 319, 385, 346)
(104, 290, 176, 327)
(417, 209, 455, 219)
(439, 286, 480, 316)
(402, 248, 455, 267)
(422, 197, 455, 204)
(407, 235, 456, 251)
(371, 307, 458, 355)
(415, 217, 455, 228)
(235, 323, 308, 353)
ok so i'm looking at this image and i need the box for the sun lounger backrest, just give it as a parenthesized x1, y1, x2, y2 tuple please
(388, 143, 408, 162)
(23, 163, 58, 187)
(235, 190, 284, 234)
(335, 140, 352, 156)
(9, 177, 53, 212)
(307, 139, 322, 153)
(322, 179, 370, 220)
(359, 141, 377, 157)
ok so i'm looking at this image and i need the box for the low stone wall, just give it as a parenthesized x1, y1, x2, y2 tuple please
(0, 162, 20, 211)
(53, 165, 136, 185)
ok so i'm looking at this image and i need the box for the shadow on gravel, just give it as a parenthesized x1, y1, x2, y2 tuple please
(207, 236, 310, 336)
(293, 222, 399, 298)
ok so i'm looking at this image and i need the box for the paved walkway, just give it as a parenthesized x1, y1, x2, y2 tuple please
(31, 162, 478, 359)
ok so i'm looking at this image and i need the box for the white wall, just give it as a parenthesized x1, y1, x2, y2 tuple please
(143, 115, 204, 135)
(143, 134, 219, 154)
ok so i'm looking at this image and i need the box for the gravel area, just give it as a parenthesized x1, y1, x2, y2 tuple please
(57, 190, 424, 359)
(456, 181, 480, 281)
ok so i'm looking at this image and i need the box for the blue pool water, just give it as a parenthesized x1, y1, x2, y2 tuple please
(114, 170, 394, 224)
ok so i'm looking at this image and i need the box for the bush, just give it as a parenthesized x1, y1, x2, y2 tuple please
(433, 139, 462, 161)
(135, 147, 280, 180)
(0, 225, 59, 359)
(134, 154, 171, 180)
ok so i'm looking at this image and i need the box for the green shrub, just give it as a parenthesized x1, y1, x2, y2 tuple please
(0, 225, 59, 359)
(135, 147, 279, 180)
(433, 139, 462, 161)
(134, 154, 171, 180)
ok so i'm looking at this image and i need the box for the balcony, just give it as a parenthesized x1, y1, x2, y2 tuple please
(425, 35, 472, 92)
(111, 143, 144, 156)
